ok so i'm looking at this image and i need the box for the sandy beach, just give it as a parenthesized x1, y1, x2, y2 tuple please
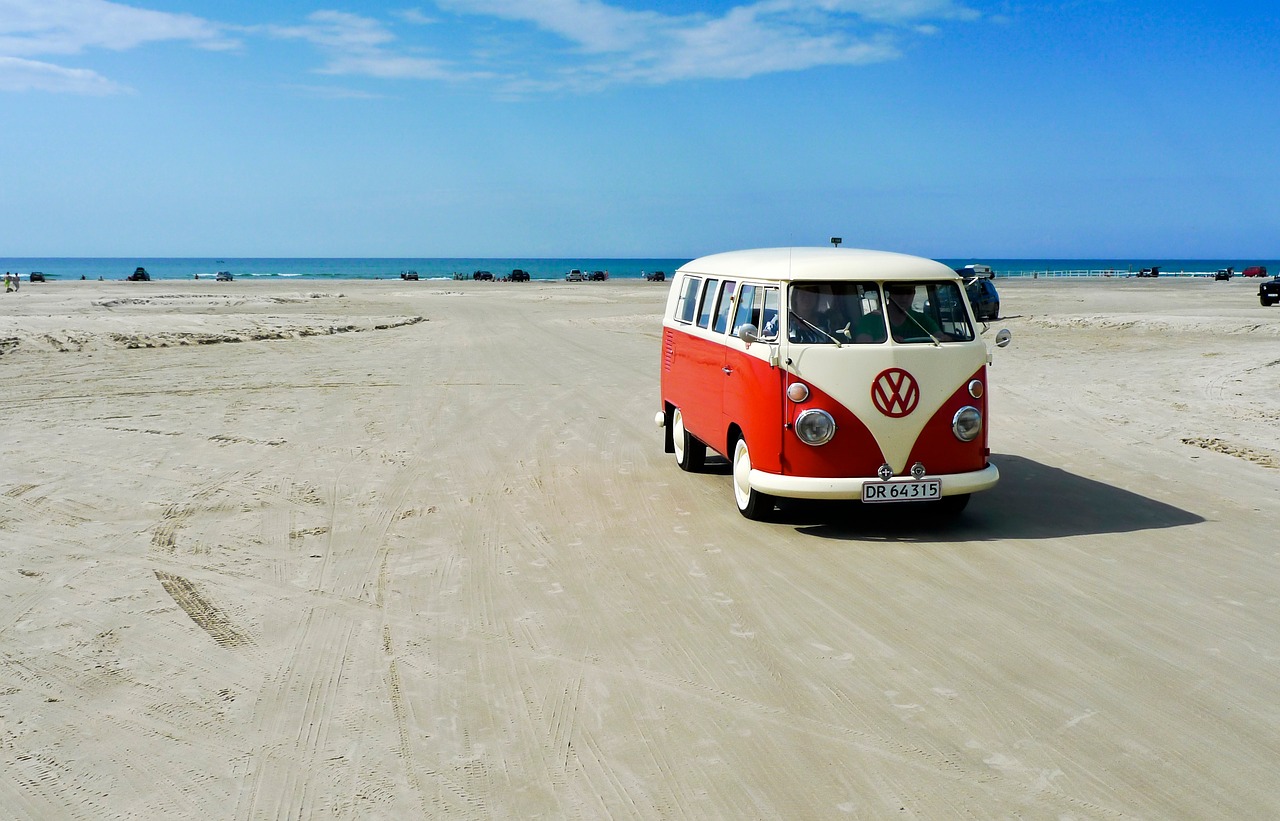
(2, 275, 1278, 818)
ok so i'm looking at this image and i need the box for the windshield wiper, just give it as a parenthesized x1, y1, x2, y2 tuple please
(893, 308, 942, 347)
(790, 311, 843, 347)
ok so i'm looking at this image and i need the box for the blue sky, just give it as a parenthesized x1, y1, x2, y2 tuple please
(1, 0, 1276, 258)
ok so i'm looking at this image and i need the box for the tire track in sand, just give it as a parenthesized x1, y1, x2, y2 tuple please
(233, 605, 357, 821)
(154, 571, 252, 648)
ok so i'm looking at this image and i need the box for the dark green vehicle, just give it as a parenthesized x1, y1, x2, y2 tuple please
(1260, 276, 1280, 307)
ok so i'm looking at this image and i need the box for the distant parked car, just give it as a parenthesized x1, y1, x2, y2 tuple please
(473, 270, 494, 281)
(127, 267, 150, 281)
(589, 270, 608, 281)
(1260, 276, 1280, 307)
(955, 265, 1000, 321)
(1242, 266, 1268, 278)
(29, 271, 45, 283)
(1135, 266, 1160, 278)
(215, 271, 234, 281)
(1214, 268, 1233, 281)
(644, 271, 666, 282)
(509, 269, 530, 282)
(966, 278, 1001, 321)
(566, 269, 586, 281)
(399, 271, 419, 280)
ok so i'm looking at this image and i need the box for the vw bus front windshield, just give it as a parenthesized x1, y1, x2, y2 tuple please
(786, 281, 974, 345)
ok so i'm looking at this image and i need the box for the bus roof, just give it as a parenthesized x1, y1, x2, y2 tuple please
(676, 247, 958, 283)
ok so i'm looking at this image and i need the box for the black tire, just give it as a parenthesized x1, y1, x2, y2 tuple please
(732, 436, 775, 520)
(672, 407, 705, 472)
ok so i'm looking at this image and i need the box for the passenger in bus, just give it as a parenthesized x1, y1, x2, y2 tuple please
(782, 285, 854, 344)
(856, 284, 949, 343)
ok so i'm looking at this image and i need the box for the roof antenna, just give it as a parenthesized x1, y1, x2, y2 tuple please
(830, 237, 842, 247)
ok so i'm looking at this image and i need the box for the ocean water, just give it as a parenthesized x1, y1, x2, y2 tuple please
(950, 259, 1277, 278)
(2, 256, 1274, 282)
(0, 258, 688, 282)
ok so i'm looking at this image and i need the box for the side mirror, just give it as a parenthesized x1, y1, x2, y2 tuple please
(995, 328, 1012, 348)
(737, 323, 759, 344)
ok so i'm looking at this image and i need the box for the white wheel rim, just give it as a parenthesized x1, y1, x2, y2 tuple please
(733, 439, 753, 510)
(672, 409, 686, 463)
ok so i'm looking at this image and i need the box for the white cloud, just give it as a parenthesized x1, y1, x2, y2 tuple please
(0, 54, 126, 93)
(0, 0, 984, 97)
(268, 11, 397, 53)
(0, 0, 235, 55)
(650, 4, 901, 82)
(432, 0, 980, 89)
(436, 0, 669, 53)
(268, 10, 470, 82)
(321, 52, 457, 80)
(0, 0, 234, 95)
(285, 83, 388, 100)
(394, 8, 438, 26)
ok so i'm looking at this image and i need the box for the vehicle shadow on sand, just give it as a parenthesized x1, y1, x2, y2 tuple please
(775, 454, 1205, 541)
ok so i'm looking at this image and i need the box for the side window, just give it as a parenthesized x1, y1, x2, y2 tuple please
(712, 280, 737, 334)
(760, 287, 780, 340)
(732, 283, 756, 335)
(675, 276, 701, 324)
(696, 278, 719, 328)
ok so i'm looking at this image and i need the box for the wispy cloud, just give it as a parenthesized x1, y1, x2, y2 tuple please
(437, 0, 668, 54)
(284, 82, 388, 100)
(0, 54, 125, 94)
(0, 0, 235, 94)
(267, 10, 470, 81)
(394, 8, 438, 26)
(0, 0, 982, 96)
(430, 0, 978, 89)
(0, 0, 234, 54)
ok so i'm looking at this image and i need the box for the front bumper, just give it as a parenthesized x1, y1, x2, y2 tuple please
(748, 463, 999, 500)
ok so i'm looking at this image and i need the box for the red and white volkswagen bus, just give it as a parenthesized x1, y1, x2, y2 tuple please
(657, 247, 1009, 519)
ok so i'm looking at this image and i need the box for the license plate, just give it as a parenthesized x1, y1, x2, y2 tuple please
(862, 479, 941, 503)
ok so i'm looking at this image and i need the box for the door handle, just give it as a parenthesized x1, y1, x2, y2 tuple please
(722, 366, 733, 375)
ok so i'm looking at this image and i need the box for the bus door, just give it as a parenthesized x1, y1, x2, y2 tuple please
(724, 282, 785, 471)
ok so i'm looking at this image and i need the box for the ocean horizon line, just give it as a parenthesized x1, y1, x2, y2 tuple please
(3, 255, 1274, 282)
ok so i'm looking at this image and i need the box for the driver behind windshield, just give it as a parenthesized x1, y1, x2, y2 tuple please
(856, 284, 951, 343)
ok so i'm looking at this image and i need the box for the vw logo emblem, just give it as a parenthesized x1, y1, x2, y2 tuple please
(871, 368, 919, 418)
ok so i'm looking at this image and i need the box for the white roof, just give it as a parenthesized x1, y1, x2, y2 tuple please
(676, 247, 958, 282)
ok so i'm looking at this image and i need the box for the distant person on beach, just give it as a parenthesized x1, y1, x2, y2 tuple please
(4, 272, 11, 293)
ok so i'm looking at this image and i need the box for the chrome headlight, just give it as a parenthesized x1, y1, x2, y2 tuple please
(794, 409, 836, 446)
(952, 406, 982, 442)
